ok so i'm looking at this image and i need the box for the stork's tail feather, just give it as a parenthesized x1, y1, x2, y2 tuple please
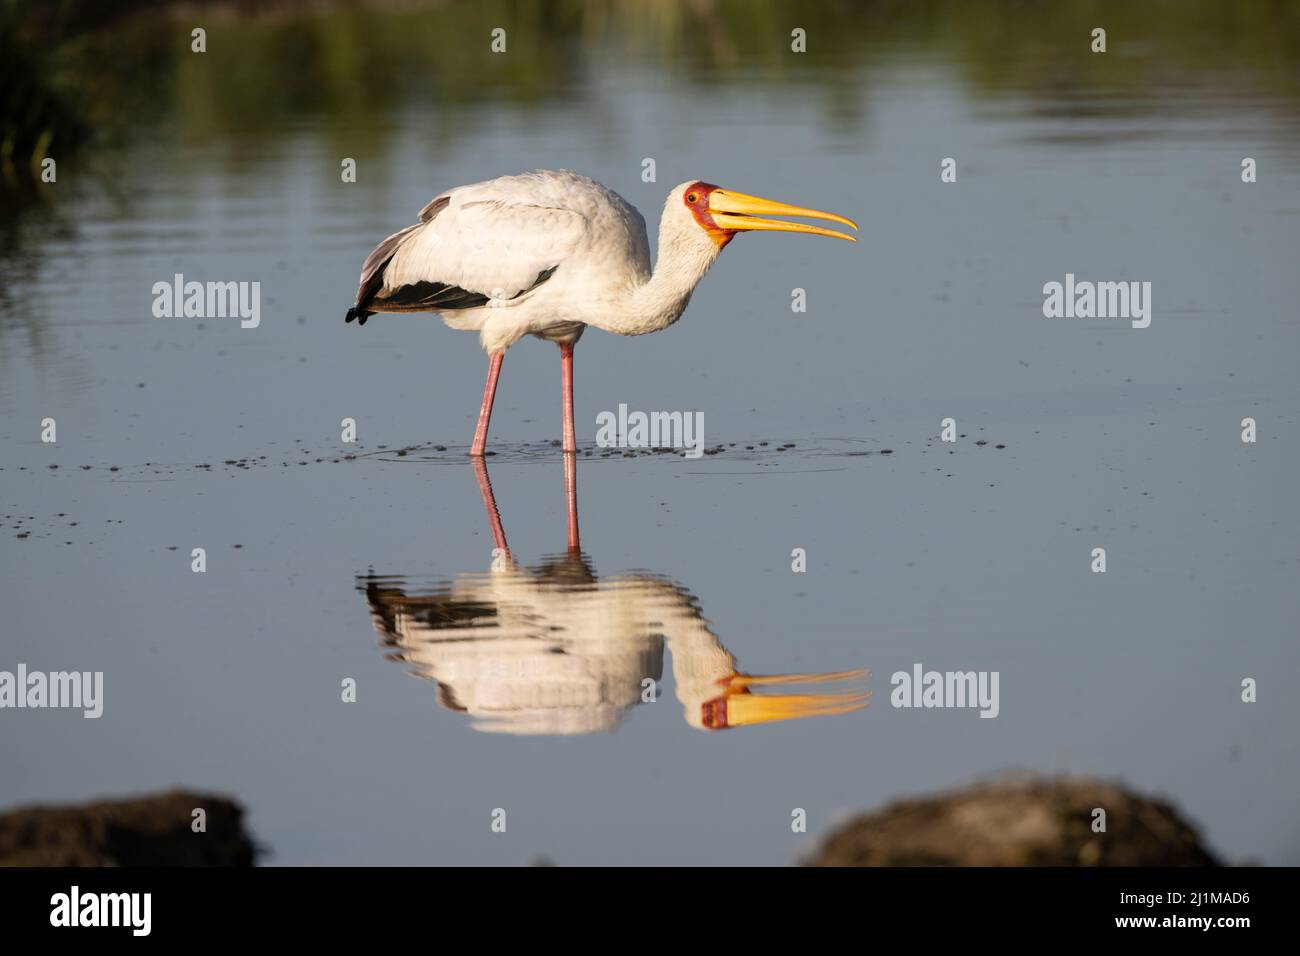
(345, 306, 372, 326)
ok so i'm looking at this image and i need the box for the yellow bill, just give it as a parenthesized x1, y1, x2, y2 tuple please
(709, 188, 859, 242)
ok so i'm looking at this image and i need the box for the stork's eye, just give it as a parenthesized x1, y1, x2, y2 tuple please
(686, 192, 698, 204)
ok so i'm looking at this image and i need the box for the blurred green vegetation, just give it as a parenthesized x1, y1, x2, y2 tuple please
(3, 0, 1299, 190)
(0, 0, 90, 185)
(7, 0, 1300, 147)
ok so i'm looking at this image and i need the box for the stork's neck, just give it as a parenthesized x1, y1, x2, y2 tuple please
(591, 225, 724, 336)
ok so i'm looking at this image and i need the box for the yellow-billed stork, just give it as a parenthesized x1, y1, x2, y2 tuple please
(346, 170, 857, 455)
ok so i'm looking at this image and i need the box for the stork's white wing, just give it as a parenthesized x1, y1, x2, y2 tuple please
(381, 188, 590, 303)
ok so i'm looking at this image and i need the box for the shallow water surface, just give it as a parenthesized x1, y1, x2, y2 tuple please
(2, 2, 1298, 864)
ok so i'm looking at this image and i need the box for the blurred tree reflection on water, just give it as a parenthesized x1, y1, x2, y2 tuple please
(6, 0, 1299, 183)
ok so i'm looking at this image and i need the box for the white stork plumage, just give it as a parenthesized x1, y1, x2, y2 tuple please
(346, 170, 857, 455)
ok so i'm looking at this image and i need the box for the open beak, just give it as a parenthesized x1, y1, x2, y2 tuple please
(709, 189, 858, 242)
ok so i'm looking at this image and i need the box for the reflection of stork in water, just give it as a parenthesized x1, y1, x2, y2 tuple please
(360, 455, 868, 735)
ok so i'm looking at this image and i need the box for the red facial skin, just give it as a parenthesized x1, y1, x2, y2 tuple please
(700, 695, 729, 730)
(683, 181, 735, 248)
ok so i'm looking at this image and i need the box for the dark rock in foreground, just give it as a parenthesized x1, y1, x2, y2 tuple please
(0, 790, 256, 866)
(807, 775, 1220, 867)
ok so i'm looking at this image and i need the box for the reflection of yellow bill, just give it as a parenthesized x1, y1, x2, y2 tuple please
(702, 669, 871, 729)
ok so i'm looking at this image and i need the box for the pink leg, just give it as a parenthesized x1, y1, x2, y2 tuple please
(560, 342, 576, 454)
(470, 352, 504, 457)
(563, 450, 580, 553)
